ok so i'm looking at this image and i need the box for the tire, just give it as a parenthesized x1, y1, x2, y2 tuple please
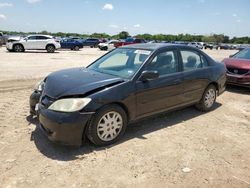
(46, 45, 55, 53)
(13, 44, 24, 52)
(87, 105, 128, 146)
(74, 46, 80, 51)
(103, 46, 108, 51)
(195, 85, 217, 112)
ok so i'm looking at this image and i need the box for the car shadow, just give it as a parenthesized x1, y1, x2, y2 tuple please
(226, 85, 249, 95)
(26, 103, 222, 161)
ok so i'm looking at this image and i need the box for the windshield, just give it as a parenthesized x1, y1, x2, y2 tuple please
(88, 48, 152, 79)
(233, 48, 250, 60)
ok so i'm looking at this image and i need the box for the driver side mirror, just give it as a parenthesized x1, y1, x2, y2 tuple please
(139, 70, 159, 81)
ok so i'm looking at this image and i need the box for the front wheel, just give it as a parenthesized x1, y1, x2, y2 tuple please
(87, 105, 127, 146)
(196, 85, 217, 112)
(14, 44, 24, 52)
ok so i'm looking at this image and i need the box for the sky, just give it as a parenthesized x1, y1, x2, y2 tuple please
(0, 0, 250, 37)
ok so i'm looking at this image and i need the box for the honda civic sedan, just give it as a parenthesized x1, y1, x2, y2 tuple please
(30, 44, 226, 146)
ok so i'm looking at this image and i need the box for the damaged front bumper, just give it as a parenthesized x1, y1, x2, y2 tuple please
(29, 91, 94, 146)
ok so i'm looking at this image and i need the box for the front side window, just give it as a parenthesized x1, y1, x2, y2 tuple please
(180, 50, 203, 71)
(146, 50, 179, 76)
(88, 48, 151, 79)
(28, 36, 37, 40)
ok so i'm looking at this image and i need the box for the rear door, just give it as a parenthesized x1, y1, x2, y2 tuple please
(179, 48, 210, 104)
(36, 36, 50, 49)
(135, 48, 184, 118)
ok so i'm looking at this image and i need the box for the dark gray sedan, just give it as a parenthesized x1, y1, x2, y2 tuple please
(30, 44, 226, 146)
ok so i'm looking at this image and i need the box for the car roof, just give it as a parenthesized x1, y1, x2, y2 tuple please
(120, 43, 195, 51)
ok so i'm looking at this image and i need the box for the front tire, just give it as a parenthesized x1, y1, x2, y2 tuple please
(46, 45, 55, 53)
(196, 85, 217, 112)
(87, 105, 128, 146)
(13, 44, 24, 52)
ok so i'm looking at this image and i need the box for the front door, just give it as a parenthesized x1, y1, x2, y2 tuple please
(135, 49, 184, 118)
(23, 36, 37, 49)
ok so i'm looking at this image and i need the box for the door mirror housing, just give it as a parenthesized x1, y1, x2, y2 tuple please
(139, 70, 159, 81)
(229, 54, 234, 58)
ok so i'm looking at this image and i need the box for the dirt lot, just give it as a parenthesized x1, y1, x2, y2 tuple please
(0, 47, 249, 188)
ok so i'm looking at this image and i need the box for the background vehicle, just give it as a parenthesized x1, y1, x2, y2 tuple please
(98, 39, 119, 51)
(60, 38, 83, 50)
(222, 48, 250, 87)
(6, 35, 61, 53)
(30, 44, 226, 146)
(82, 38, 100, 48)
(0, 32, 8, 46)
(188, 42, 203, 49)
(114, 38, 146, 48)
(203, 43, 215, 50)
(218, 43, 231, 50)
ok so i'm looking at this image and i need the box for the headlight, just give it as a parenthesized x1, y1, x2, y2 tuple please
(34, 80, 45, 92)
(48, 98, 91, 112)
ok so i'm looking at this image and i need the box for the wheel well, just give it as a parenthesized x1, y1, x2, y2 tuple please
(46, 44, 55, 48)
(13, 43, 24, 49)
(209, 82, 219, 91)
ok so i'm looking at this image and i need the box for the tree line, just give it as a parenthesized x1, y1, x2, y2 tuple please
(1, 30, 250, 44)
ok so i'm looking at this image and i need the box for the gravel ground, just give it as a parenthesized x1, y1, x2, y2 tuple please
(0, 47, 249, 188)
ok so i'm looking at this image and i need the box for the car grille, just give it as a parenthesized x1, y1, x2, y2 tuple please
(227, 67, 249, 75)
(41, 95, 55, 108)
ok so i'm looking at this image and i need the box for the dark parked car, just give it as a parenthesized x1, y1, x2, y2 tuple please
(222, 48, 250, 87)
(30, 44, 226, 146)
(203, 43, 214, 50)
(82, 38, 100, 48)
(60, 39, 83, 50)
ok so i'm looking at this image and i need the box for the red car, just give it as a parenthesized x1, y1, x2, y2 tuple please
(114, 38, 146, 48)
(222, 48, 250, 87)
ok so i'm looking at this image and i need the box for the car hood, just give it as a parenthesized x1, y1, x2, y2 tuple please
(43, 68, 124, 98)
(223, 58, 250, 69)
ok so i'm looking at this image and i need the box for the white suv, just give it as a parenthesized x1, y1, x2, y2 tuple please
(6, 35, 61, 53)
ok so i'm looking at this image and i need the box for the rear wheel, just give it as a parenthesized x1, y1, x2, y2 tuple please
(196, 85, 217, 112)
(87, 105, 127, 146)
(46, 45, 55, 53)
(14, 44, 24, 52)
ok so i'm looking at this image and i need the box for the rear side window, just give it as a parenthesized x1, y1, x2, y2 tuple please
(180, 50, 208, 71)
(36, 36, 49, 40)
